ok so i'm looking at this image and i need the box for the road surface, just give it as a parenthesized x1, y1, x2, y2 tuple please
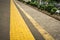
(14, 0, 60, 40)
(0, 0, 60, 40)
(0, 0, 10, 40)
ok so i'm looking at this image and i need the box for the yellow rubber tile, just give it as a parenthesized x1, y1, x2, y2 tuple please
(10, 0, 35, 40)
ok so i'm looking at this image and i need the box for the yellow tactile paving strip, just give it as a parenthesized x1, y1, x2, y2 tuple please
(10, 0, 35, 40)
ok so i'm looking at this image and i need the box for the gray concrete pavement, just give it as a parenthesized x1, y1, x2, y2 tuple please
(16, 5, 45, 40)
(0, 0, 10, 40)
(16, 1, 60, 40)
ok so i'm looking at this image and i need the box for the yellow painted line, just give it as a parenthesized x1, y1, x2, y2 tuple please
(10, 0, 35, 40)
(14, 1, 55, 40)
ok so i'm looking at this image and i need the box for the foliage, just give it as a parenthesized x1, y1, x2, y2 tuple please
(31, 0, 37, 2)
(29, 1, 38, 7)
(39, 4, 47, 10)
(45, 4, 54, 12)
(50, 7, 58, 14)
(26, 1, 30, 4)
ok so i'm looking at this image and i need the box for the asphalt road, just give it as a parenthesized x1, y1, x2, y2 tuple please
(0, 0, 10, 40)
(15, 1, 60, 40)
(0, 0, 60, 40)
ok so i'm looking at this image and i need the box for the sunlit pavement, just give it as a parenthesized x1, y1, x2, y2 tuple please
(10, 0, 35, 40)
(0, 0, 60, 40)
(14, 0, 60, 40)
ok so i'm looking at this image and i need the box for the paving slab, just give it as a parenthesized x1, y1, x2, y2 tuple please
(16, 1, 60, 40)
